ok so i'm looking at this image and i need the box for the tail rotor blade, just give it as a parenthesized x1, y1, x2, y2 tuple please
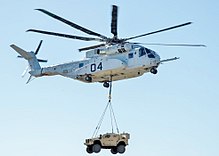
(26, 75, 33, 84)
(37, 59, 48, 63)
(17, 55, 23, 58)
(35, 40, 43, 55)
(22, 66, 30, 77)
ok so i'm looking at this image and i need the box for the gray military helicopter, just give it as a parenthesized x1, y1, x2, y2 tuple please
(11, 5, 205, 87)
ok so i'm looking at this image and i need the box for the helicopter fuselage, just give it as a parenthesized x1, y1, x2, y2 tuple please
(40, 44, 161, 83)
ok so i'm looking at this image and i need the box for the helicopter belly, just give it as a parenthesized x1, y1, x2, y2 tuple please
(91, 66, 150, 82)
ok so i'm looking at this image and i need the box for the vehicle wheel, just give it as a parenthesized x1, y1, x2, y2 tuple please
(117, 144, 126, 154)
(150, 68, 158, 74)
(103, 82, 110, 88)
(86, 146, 93, 154)
(111, 147, 118, 154)
(92, 144, 101, 153)
(85, 76, 92, 82)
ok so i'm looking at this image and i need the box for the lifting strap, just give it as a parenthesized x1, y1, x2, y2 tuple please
(92, 77, 120, 138)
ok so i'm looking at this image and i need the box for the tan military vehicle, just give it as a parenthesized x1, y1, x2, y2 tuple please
(84, 132, 130, 154)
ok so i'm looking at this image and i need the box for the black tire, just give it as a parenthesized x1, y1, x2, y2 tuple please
(86, 146, 93, 154)
(92, 144, 101, 153)
(117, 144, 126, 154)
(111, 147, 118, 154)
(150, 68, 158, 74)
(85, 76, 92, 82)
(103, 82, 110, 88)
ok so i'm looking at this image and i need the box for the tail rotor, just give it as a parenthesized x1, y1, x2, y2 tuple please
(17, 40, 47, 63)
(11, 40, 47, 83)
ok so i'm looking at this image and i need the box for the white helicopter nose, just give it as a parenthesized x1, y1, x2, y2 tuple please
(156, 55, 161, 63)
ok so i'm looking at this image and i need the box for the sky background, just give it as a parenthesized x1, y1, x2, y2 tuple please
(1, 0, 219, 156)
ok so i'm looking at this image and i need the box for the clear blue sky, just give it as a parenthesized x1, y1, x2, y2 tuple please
(1, 0, 219, 156)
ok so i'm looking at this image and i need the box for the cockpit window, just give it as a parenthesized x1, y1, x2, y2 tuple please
(128, 53, 134, 59)
(145, 48, 155, 58)
(139, 47, 146, 57)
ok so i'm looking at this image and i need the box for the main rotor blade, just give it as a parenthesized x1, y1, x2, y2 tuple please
(79, 44, 106, 52)
(36, 9, 108, 40)
(111, 5, 118, 38)
(35, 40, 43, 55)
(132, 42, 206, 47)
(27, 29, 104, 42)
(124, 22, 192, 41)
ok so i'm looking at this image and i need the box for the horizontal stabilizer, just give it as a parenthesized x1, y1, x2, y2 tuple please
(10, 44, 32, 60)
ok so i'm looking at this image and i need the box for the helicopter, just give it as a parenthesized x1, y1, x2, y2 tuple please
(11, 5, 205, 88)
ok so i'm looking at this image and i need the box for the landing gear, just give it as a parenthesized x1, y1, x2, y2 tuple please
(85, 75, 92, 82)
(103, 81, 110, 88)
(150, 68, 158, 74)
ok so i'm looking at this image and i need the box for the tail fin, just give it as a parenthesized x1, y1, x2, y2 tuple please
(11, 41, 47, 83)
(10, 44, 41, 71)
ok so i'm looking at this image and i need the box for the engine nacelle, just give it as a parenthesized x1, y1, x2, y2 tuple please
(99, 43, 132, 55)
(85, 43, 132, 58)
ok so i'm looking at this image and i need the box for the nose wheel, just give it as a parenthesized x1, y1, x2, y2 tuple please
(150, 68, 158, 74)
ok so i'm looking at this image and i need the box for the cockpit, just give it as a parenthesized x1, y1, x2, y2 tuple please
(139, 47, 155, 58)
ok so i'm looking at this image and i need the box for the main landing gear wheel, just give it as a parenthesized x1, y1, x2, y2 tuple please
(103, 81, 110, 88)
(150, 68, 158, 74)
(85, 75, 92, 82)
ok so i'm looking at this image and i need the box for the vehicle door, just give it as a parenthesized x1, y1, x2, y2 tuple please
(102, 134, 115, 146)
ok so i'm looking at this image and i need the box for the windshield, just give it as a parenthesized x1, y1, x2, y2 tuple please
(139, 47, 146, 57)
(145, 48, 155, 58)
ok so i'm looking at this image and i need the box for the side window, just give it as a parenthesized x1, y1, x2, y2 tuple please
(79, 63, 84, 68)
(128, 53, 134, 59)
(139, 47, 146, 57)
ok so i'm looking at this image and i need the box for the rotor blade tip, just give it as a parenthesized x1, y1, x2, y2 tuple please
(26, 29, 35, 32)
(35, 8, 43, 11)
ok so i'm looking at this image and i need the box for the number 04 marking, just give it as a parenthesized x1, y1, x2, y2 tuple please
(91, 62, 103, 72)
